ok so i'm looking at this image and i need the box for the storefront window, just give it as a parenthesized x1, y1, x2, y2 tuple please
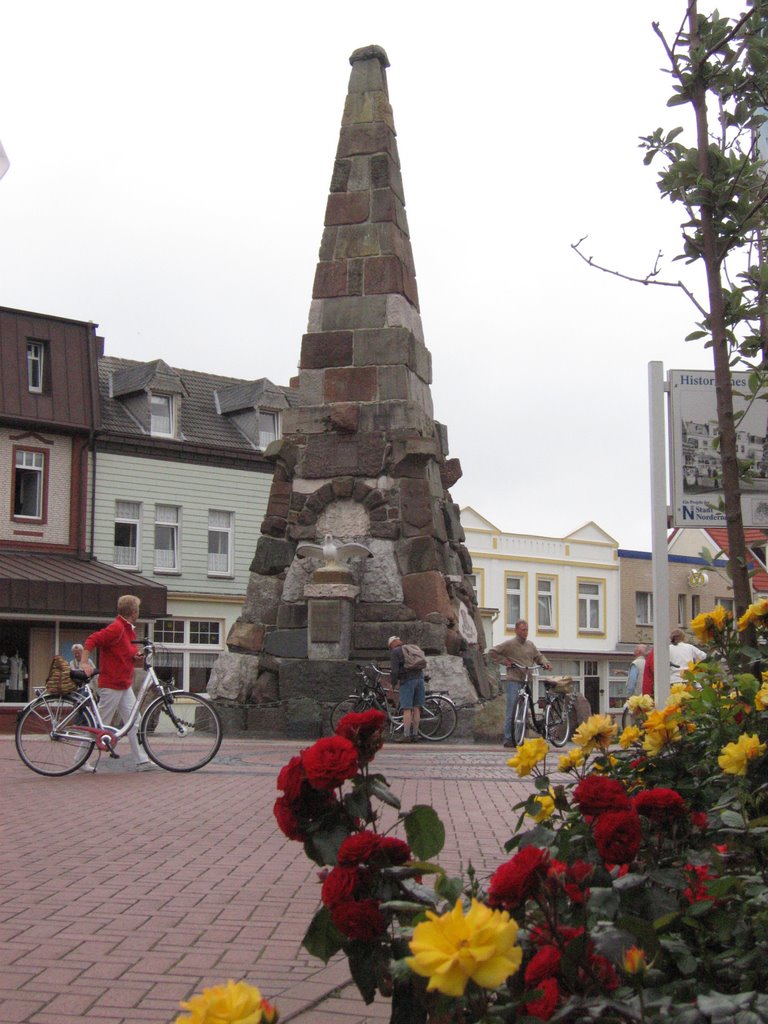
(151, 618, 223, 692)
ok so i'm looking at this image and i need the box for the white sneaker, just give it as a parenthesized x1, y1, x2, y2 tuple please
(135, 761, 161, 772)
(78, 764, 97, 773)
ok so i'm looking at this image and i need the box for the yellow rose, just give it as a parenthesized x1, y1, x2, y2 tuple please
(557, 747, 585, 772)
(738, 599, 768, 632)
(407, 898, 523, 997)
(528, 789, 555, 823)
(572, 714, 617, 753)
(718, 733, 767, 776)
(755, 686, 768, 712)
(665, 683, 696, 708)
(642, 707, 682, 755)
(176, 981, 277, 1024)
(627, 694, 654, 714)
(619, 725, 642, 748)
(507, 737, 549, 777)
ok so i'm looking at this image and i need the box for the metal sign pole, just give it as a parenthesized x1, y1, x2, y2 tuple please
(649, 361, 671, 707)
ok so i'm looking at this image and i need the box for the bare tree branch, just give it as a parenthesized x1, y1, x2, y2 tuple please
(570, 237, 709, 317)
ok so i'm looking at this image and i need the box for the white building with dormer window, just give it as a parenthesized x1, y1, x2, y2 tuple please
(462, 507, 627, 716)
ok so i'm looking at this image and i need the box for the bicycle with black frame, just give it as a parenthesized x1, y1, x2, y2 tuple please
(509, 662, 574, 747)
(330, 663, 458, 742)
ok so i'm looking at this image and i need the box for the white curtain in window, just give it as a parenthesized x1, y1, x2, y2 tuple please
(156, 505, 178, 524)
(116, 500, 140, 519)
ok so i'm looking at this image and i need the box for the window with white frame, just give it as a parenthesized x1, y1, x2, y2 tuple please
(750, 545, 767, 568)
(635, 591, 653, 626)
(154, 505, 179, 571)
(13, 449, 45, 519)
(150, 394, 174, 437)
(716, 596, 735, 613)
(114, 501, 141, 568)
(537, 576, 557, 631)
(691, 594, 701, 618)
(258, 410, 278, 449)
(208, 510, 233, 575)
(677, 593, 687, 626)
(505, 575, 526, 629)
(152, 618, 223, 692)
(27, 341, 44, 393)
(578, 580, 604, 633)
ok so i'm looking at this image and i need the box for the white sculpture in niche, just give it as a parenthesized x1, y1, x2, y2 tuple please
(296, 533, 373, 572)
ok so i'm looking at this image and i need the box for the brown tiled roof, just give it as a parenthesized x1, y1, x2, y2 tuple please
(705, 528, 768, 593)
(0, 552, 167, 617)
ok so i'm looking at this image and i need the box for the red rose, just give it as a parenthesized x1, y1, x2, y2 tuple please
(593, 810, 642, 865)
(331, 899, 387, 941)
(573, 776, 630, 816)
(277, 755, 306, 803)
(321, 866, 361, 907)
(337, 831, 383, 866)
(691, 811, 708, 829)
(378, 836, 411, 865)
(335, 709, 387, 763)
(525, 946, 562, 985)
(683, 863, 714, 903)
(273, 796, 304, 841)
(301, 736, 359, 791)
(525, 977, 560, 1020)
(530, 924, 584, 948)
(488, 846, 550, 910)
(547, 858, 593, 904)
(633, 787, 687, 824)
(581, 953, 620, 994)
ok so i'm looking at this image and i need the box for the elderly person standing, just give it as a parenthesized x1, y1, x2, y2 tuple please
(490, 619, 551, 749)
(69, 644, 95, 674)
(626, 644, 648, 698)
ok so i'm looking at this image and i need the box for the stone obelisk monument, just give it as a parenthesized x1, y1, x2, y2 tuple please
(210, 45, 491, 736)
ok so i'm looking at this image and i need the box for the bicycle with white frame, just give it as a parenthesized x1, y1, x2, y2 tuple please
(15, 642, 223, 776)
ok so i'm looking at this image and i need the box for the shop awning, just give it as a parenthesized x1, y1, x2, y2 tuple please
(0, 553, 167, 618)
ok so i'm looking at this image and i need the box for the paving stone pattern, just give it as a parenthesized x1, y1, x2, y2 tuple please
(0, 737, 546, 1024)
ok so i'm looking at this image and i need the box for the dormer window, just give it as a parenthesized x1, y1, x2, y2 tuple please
(27, 341, 45, 393)
(259, 411, 278, 449)
(150, 394, 174, 437)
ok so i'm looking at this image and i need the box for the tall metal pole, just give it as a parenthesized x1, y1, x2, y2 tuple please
(649, 361, 670, 706)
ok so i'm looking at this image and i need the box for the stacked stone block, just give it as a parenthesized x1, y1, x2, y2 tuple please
(209, 45, 493, 735)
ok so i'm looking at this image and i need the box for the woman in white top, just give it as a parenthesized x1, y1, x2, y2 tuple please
(669, 628, 706, 684)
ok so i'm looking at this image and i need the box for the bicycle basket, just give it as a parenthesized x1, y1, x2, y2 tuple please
(45, 655, 77, 696)
(543, 675, 573, 694)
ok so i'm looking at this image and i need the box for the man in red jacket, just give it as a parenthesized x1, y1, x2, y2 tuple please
(81, 594, 157, 771)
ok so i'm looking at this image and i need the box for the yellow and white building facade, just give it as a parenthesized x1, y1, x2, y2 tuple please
(462, 507, 629, 717)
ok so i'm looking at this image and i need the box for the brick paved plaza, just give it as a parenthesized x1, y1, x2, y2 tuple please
(0, 736, 541, 1024)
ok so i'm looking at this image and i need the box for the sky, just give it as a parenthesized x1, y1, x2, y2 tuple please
(1, 0, 739, 551)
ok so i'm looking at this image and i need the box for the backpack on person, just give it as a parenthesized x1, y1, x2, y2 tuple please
(401, 643, 427, 673)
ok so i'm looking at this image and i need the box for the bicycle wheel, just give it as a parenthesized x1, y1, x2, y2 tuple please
(330, 695, 375, 730)
(15, 694, 96, 776)
(545, 696, 572, 747)
(418, 695, 458, 741)
(512, 693, 530, 746)
(139, 692, 222, 772)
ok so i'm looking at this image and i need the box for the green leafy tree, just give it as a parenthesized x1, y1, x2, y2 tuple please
(576, 0, 768, 625)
